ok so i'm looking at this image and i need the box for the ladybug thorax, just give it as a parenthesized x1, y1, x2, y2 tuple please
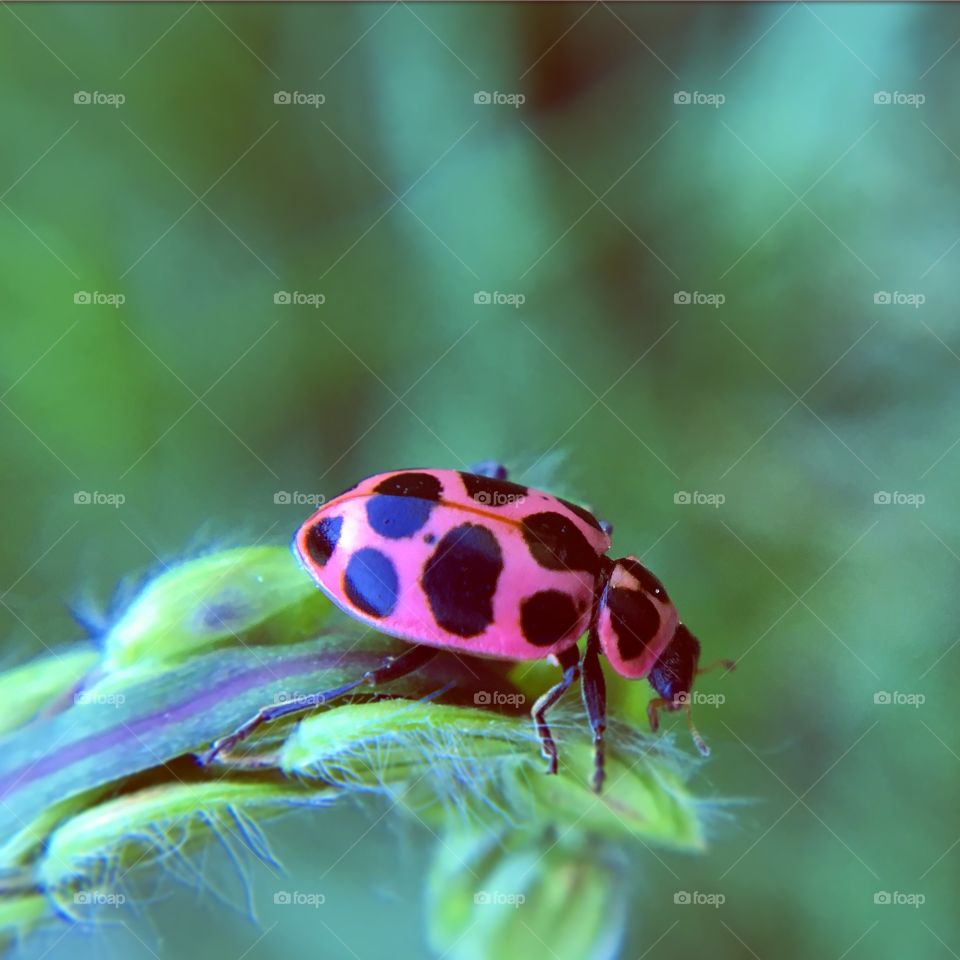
(596, 556, 679, 679)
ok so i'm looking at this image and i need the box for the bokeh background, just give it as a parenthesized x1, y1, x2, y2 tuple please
(2, 3, 959, 958)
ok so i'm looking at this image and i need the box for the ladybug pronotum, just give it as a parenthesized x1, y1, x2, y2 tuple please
(199, 464, 732, 791)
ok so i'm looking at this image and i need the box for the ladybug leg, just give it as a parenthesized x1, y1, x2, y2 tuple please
(467, 460, 508, 480)
(580, 624, 607, 794)
(197, 644, 438, 766)
(646, 696, 670, 733)
(531, 645, 580, 777)
(647, 695, 711, 757)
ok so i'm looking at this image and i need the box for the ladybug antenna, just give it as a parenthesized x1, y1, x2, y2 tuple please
(697, 658, 736, 677)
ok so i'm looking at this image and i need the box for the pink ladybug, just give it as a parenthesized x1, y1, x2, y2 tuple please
(200, 465, 732, 791)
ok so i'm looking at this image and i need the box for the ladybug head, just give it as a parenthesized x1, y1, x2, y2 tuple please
(647, 623, 701, 704)
(595, 557, 680, 680)
(647, 623, 712, 756)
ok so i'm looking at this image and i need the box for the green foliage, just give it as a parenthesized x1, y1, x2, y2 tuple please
(0, 547, 710, 955)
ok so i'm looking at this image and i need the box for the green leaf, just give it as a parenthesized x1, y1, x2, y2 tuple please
(284, 700, 705, 847)
(39, 781, 303, 901)
(95, 545, 335, 680)
(0, 545, 719, 950)
(0, 633, 507, 841)
(0, 648, 97, 737)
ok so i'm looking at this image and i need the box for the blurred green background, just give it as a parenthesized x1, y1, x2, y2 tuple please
(2, 3, 958, 958)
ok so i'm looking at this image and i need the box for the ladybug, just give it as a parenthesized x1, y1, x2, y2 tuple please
(199, 464, 732, 791)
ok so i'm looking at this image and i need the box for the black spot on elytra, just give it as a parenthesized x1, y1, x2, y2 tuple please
(374, 471, 443, 500)
(304, 516, 343, 567)
(365, 472, 442, 539)
(422, 523, 503, 637)
(423, 533, 436, 544)
(521, 512, 601, 574)
(557, 496, 604, 532)
(366, 495, 434, 539)
(607, 586, 661, 661)
(343, 547, 399, 619)
(649, 624, 701, 700)
(520, 590, 581, 647)
(459, 472, 528, 509)
(618, 559, 670, 602)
